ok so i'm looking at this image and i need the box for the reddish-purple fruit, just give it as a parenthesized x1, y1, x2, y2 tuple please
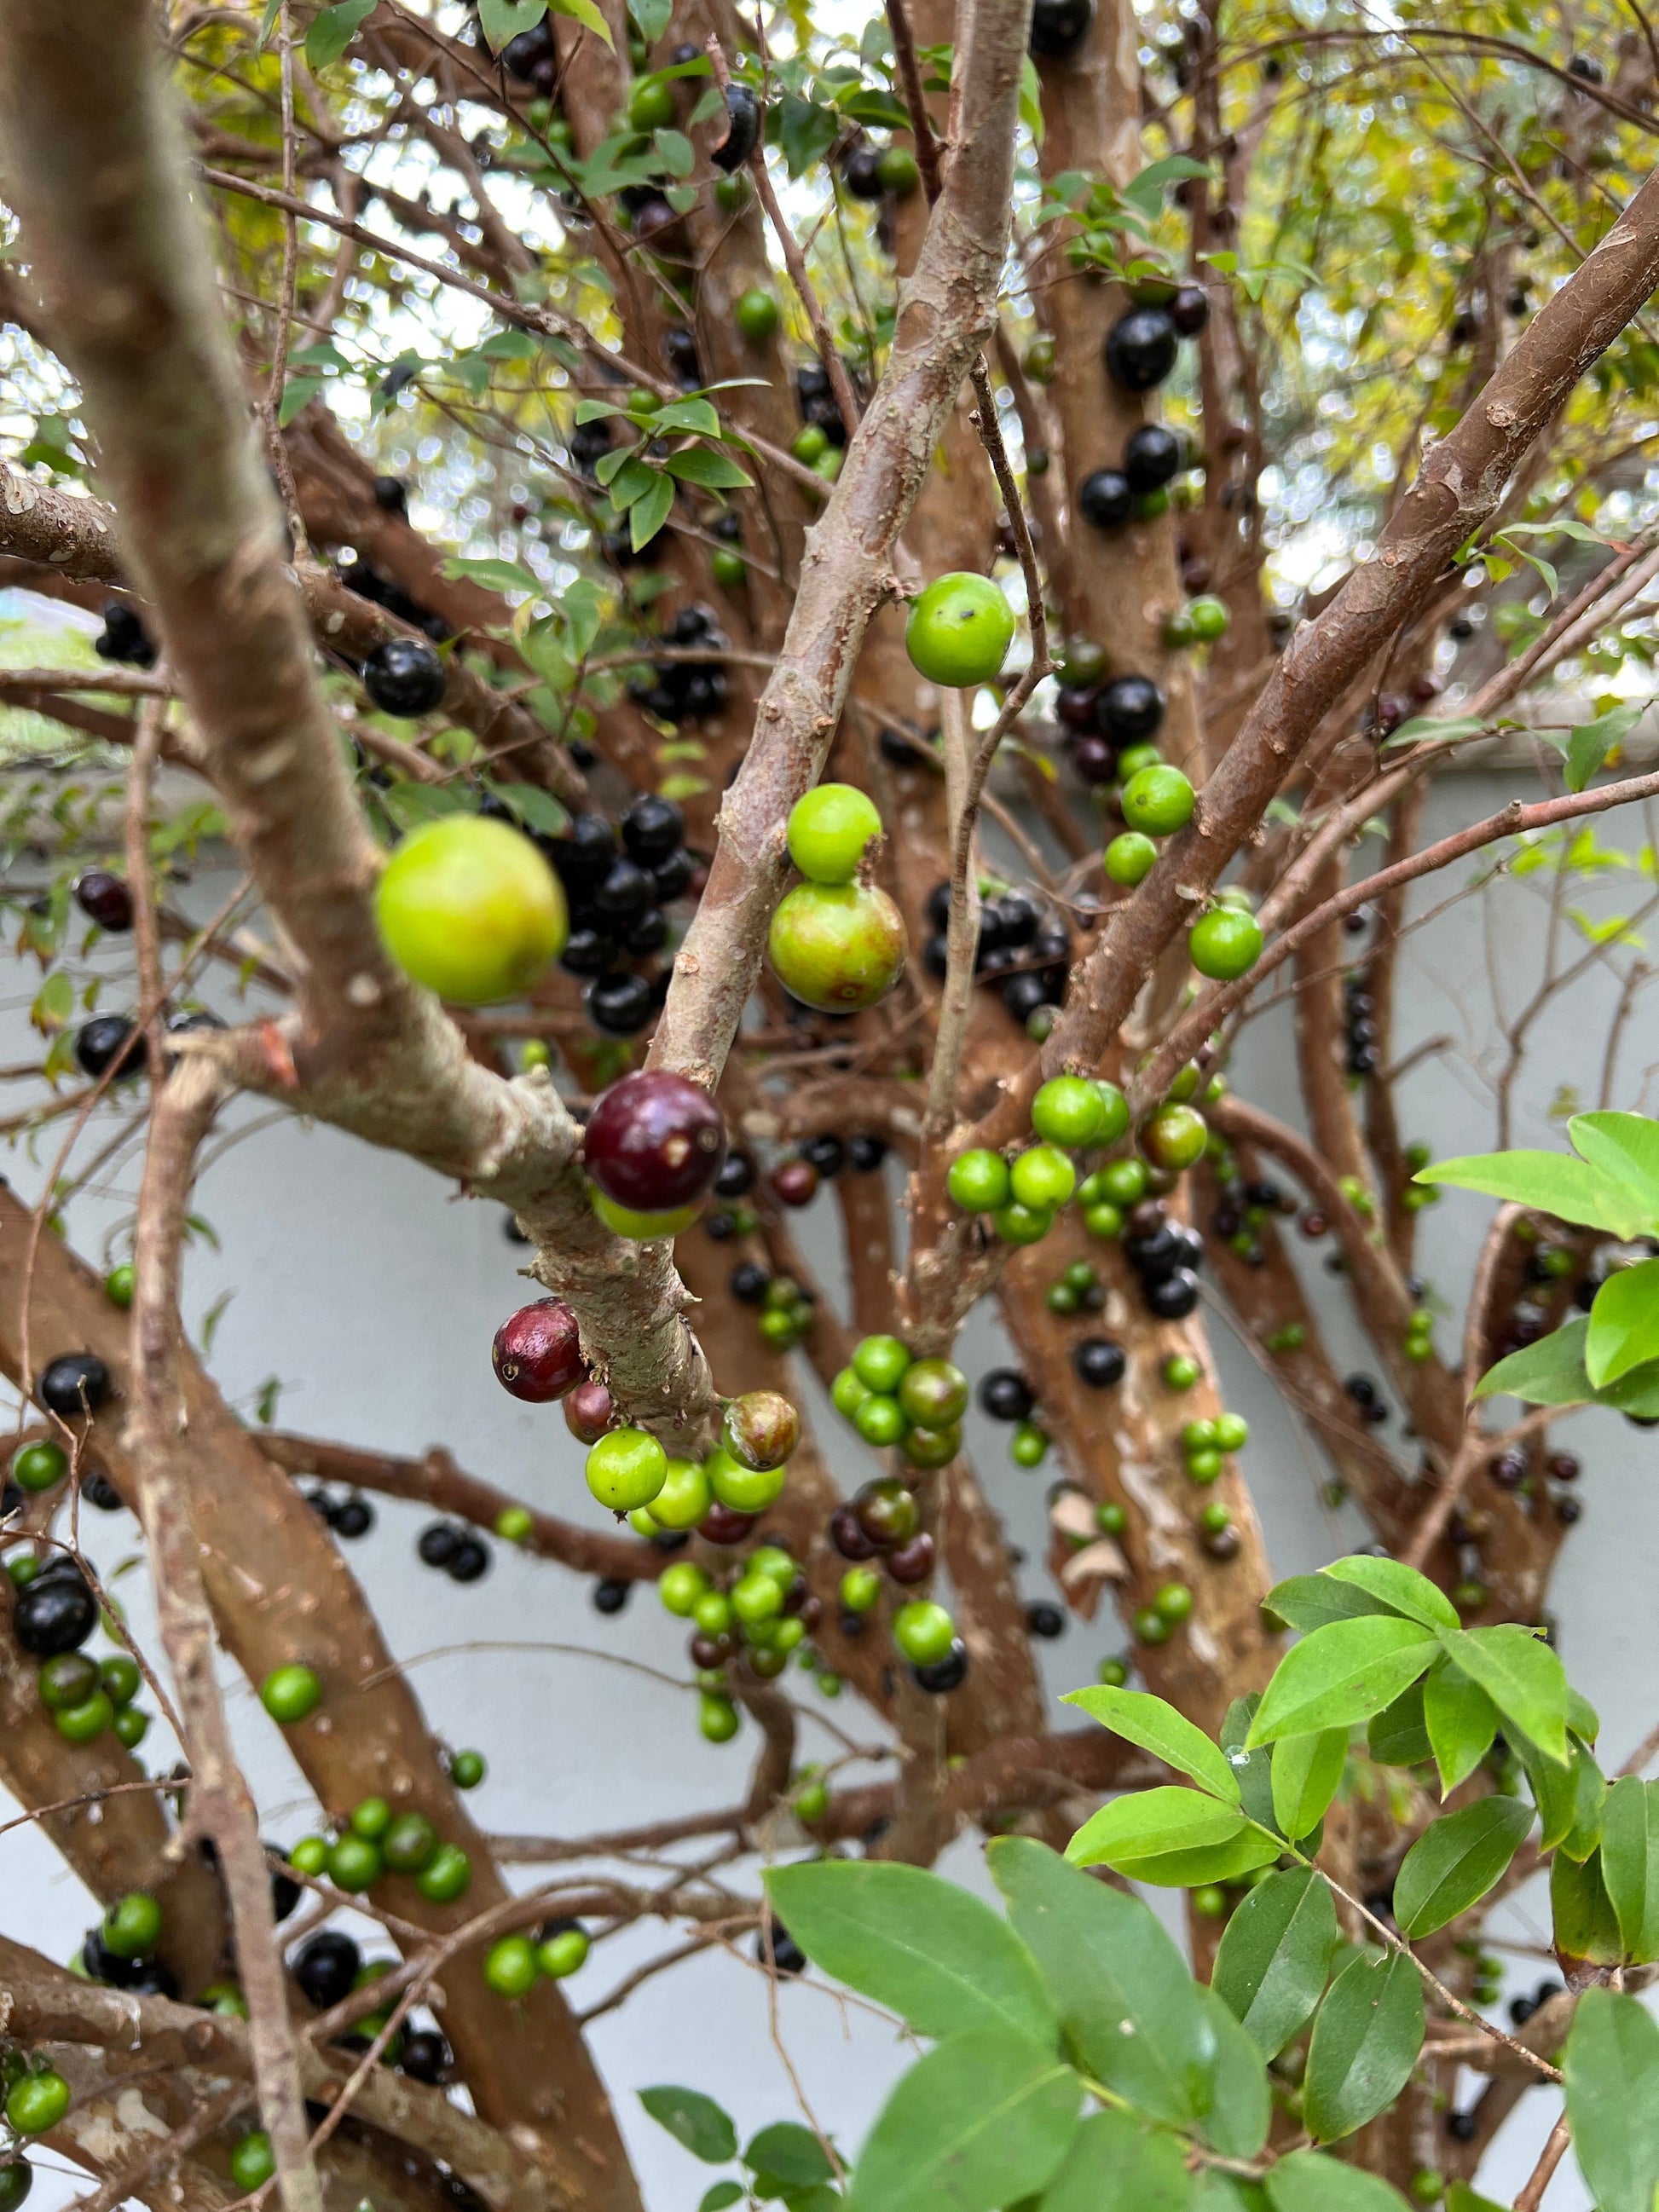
(74, 871, 134, 932)
(772, 1159, 820, 1209)
(724, 1391, 801, 1473)
(492, 1299, 584, 1402)
(583, 1071, 726, 1213)
(886, 1532, 935, 1585)
(855, 1477, 919, 1550)
(830, 1503, 878, 1561)
(564, 1381, 614, 1444)
(698, 1503, 759, 1545)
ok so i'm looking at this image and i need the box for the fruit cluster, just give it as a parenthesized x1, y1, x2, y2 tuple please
(1078, 422, 1187, 533)
(292, 1927, 452, 2080)
(483, 1918, 591, 1998)
(977, 1367, 1050, 1470)
(416, 1520, 492, 1583)
(542, 797, 696, 1035)
(920, 879, 1072, 1037)
(1344, 971, 1379, 1077)
(660, 1540, 821, 1717)
(289, 1797, 472, 1903)
(830, 1337, 968, 1472)
(726, 1256, 817, 1350)
(769, 785, 905, 1015)
(6, 1543, 153, 1750)
(628, 604, 729, 728)
(93, 600, 156, 667)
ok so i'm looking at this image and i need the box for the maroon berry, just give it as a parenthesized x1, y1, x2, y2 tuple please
(1548, 1453, 1581, 1483)
(886, 1532, 935, 1585)
(1069, 734, 1117, 786)
(699, 1504, 758, 1545)
(724, 1390, 801, 1473)
(1300, 1210, 1327, 1239)
(564, 1381, 614, 1444)
(830, 1503, 878, 1561)
(691, 1632, 732, 1667)
(74, 870, 134, 931)
(584, 1071, 726, 1212)
(1055, 684, 1101, 732)
(1202, 1524, 1241, 1561)
(854, 1477, 918, 1550)
(492, 1298, 584, 1402)
(1489, 1448, 1528, 1491)
(771, 1159, 819, 1209)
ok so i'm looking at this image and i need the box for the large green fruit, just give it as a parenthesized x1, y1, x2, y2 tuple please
(375, 817, 567, 1005)
(768, 881, 906, 1011)
(905, 574, 1015, 688)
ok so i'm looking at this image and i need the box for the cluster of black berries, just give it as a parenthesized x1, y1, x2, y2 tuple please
(1343, 974, 1379, 1077)
(1344, 1372, 1390, 1427)
(1055, 669, 1166, 788)
(303, 1487, 375, 1539)
(569, 415, 615, 482)
(1078, 424, 1185, 534)
(72, 1005, 227, 1084)
(922, 881, 1072, 1031)
(416, 1522, 490, 1583)
(797, 362, 851, 448)
(338, 552, 451, 644)
(1211, 1175, 1296, 1268)
(547, 794, 695, 1037)
(1122, 1198, 1203, 1319)
(94, 601, 157, 668)
(629, 605, 728, 726)
(295, 1932, 452, 2083)
(500, 14, 557, 87)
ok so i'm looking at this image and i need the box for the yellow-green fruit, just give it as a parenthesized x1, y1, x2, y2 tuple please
(374, 817, 568, 1006)
(768, 882, 906, 1012)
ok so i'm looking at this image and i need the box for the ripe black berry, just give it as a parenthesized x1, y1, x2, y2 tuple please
(1072, 1338, 1127, 1389)
(1169, 285, 1211, 335)
(40, 1353, 112, 1419)
(587, 973, 656, 1036)
(912, 1637, 968, 1693)
(331, 1494, 374, 1539)
(799, 1135, 845, 1177)
(399, 2029, 451, 2084)
(1143, 1268, 1199, 1320)
(95, 602, 157, 668)
(980, 1369, 1034, 1423)
(1026, 1601, 1066, 1638)
(271, 1857, 303, 1921)
(560, 928, 612, 977)
(1105, 307, 1179, 391)
(652, 848, 696, 902)
(1097, 675, 1165, 742)
(74, 871, 134, 932)
(1027, 0, 1092, 57)
(592, 1578, 630, 1614)
(447, 1534, 490, 1583)
(621, 795, 685, 863)
(294, 1931, 361, 2009)
(75, 1016, 142, 1083)
(84, 1472, 123, 1511)
(549, 813, 617, 887)
(841, 145, 885, 199)
(592, 858, 655, 923)
(715, 1153, 756, 1199)
(417, 1522, 462, 1568)
(1078, 468, 1132, 528)
(372, 474, 409, 513)
(729, 1261, 770, 1304)
(848, 1134, 888, 1171)
(13, 1570, 97, 1657)
(362, 638, 447, 717)
(758, 1922, 806, 1975)
(887, 1532, 935, 1585)
(712, 84, 761, 172)
(830, 1503, 878, 1562)
(1123, 424, 1182, 493)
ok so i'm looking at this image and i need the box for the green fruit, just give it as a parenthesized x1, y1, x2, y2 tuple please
(374, 817, 567, 1006)
(1031, 1076, 1107, 1147)
(0, 2163, 30, 2212)
(735, 286, 779, 344)
(38, 1654, 99, 1711)
(1010, 1423, 1049, 1468)
(1140, 1102, 1207, 1171)
(1188, 595, 1230, 641)
(1062, 1261, 1097, 1292)
(1162, 609, 1195, 649)
(1199, 1501, 1232, 1534)
(715, 172, 747, 211)
(102, 1891, 162, 1960)
(1096, 1655, 1130, 1688)
(1061, 638, 1108, 686)
(1120, 764, 1195, 837)
(699, 1691, 741, 1742)
(831, 1366, 870, 1419)
(586, 1429, 668, 1511)
(992, 1200, 1054, 1245)
(1096, 1500, 1128, 1536)
(731, 1574, 783, 1626)
(853, 1334, 911, 1393)
(898, 1358, 969, 1428)
(229, 2134, 275, 2193)
(494, 1505, 535, 1544)
(814, 448, 843, 485)
(841, 1565, 882, 1612)
(628, 77, 677, 130)
(947, 1148, 1011, 1212)
(817, 1672, 843, 1697)
(200, 1979, 249, 2018)
(1009, 1144, 1076, 1211)
(788, 784, 882, 884)
(13, 1442, 66, 1493)
(382, 1812, 438, 1873)
(792, 424, 829, 465)
(900, 1424, 961, 1470)
(1164, 1354, 1199, 1390)
(1192, 1884, 1228, 1918)
(1154, 1581, 1194, 1624)
(853, 1393, 908, 1448)
(648, 1457, 711, 1530)
(794, 1771, 830, 1823)
(1099, 1157, 1149, 1206)
(351, 1795, 392, 1840)
(1182, 1418, 1218, 1453)
(768, 881, 906, 1012)
(1114, 742, 1162, 781)
(712, 548, 747, 589)
(693, 1590, 734, 1637)
(417, 1844, 472, 1903)
(706, 1451, 786, 1512)
(104, 1263, 136, 1309)
(876, 145, 920, 194)
(1084, 1202, 1123, 1239)
(1023, 336, 1056, 384)
(483, 1935, 539, 1998)
(448, 1749, 485, 1790)
(55, 1691, 113, 1743)
(1189, 907, 1263, 981)
(536, 1925, 589, 1978)
(893, 1600, 956, 1666)
(1212, 1412, 1249, 1452)
(1186, 1448, 1223, 1484)
(5, 2074, 69, 2137)
(591, 1188, 701, 1240)
(290, 1836, 328, 1876)
(905, 573, 1015, 689)
(7, 1557, 38, 1589)
(1134, 1607, 1171, 1646)
(659, 1561, 709, 1617)
(749, 1546, 797, 1586)
(1104, 833, 1157, 887)
(112, 1707, 149, 1749)
(327, 1834, 383, 1893)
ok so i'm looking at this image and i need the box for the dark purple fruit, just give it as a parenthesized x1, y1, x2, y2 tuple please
(798, 1135, 845, 1177)
(1026, 1601, 1065, 1638)
(1169, 285, 1210, 335)
(1078, 469, 1132, 528)
(841, 145, 885, 199)
(75, 1016, 142, 1083)
(1105, 308, 1179, 392)
(886, 1532, 935, 1585)
(586, 973, 656, 1036)
(1069, 734, 1117, 786)
(979, 1369, 1034, 1422)
(332, 1494, 374, 1539)
(855, 1477, 918, 1550)
(94, 602, 157, 668)
(1143, 1268, 1199, 1320)
(712, 84, 761, 172)
(564, 1381, 613, 1443)
(74, 871, 134, 932)
(1097, 675, 1165, 742)
(39, 1353, 112, 1419)
(728, 1259, 769, 1303)
(446, 1535, 489, 1583)
(13, 1571, 97, 1657)
(698, 1504, 758, 1545)
(294, 1931, 361, 2009)
(1028, 0, 1092, 56)
(592, 858, 655, 923)
(585, 1070, 726, 1212)
(621, 795, 685, 863)
(362, 638, 447, 717)
(417, 1522, 462, 1568)
(1072, 1338, 1127, 1389)
(771, 1159, 819, 1209)
(560, 928, 612, 977)
(83, 1472, 123, 1511)
(492, 1298, 585, 1401)
(848, 1134, 887, 1170)
(1123, 424, 1182, 493)
(372, 475, 408, 513)
(549, 813, 617, 887)
(714, 1153, 755, 1199)
(652, 848, 696, 901)
(592, 1578, 630, 1614)
(912, 1637, 968, 1693)
(399, 2029, 451, 2084)
(831, 1503, 878, 1561)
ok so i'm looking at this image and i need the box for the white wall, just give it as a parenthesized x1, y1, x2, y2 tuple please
(3, 764, 1655, 2207)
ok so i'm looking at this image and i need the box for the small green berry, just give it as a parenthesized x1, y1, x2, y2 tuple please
(229, 2135, 276, 2193)
(261, 1665, 321, 1724)
(448, 1748, 486, 1790)
(416, 1844, 472, 1903)
(483, 1935, 539, 1998)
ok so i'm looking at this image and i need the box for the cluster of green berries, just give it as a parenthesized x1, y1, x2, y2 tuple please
(1102, 759, 1194, 887)
(600, 1390, 801, 1523)
(948, 1076, 1130, 1248)
(768, 785, 906, 1015)
(1161, 596, 1231, 649)
(483, 1920, 590, 1999)
(661, 1544, 811, 1689)
(1401, 1137, 1442, 1216)
(289, 1798, 471, 1903)
(1045, 1259, 1105, 1316)
(753, 1273, 815, 1352)
(37, 1647, 148, 1750)
(830, 1337, 968, 1470)
(1133, 1580, 1194, 1647)
(1403, 1304, 1437, 1363)
(1178, 1409, 1248, 1486)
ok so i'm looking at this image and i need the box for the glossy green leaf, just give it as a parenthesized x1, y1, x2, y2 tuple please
(477, 0, 548, 53)
(1569, 1111, 1659, 1216)
(630, 471, 675, 551)
(846, 2027, 1078, 2212)
(1586, 1258, 1659, 1387)
(1303, 1950, 1424, 2142)
(1600, 1776, 1659, 1961)
(1444, 2190, 1505, 2212)
(639, 2087, 739, 2163)
(763, 1861, 1055, 2047)
(1269, 1729, 1347, 1841)
(1193, 1986, 1271, 2159)
(1248, 1617, 1441, 1747)
(1552, 1846, 1623, 1966)
(1321, 1556, 1460, 1632)
(1062, 1685, 1240, 1803)
(1264, 2151, 1412, 2212)
(1065, 1787, 1276, 1887)
(304, 0, 375, 68)
(1473, 1317, 1598, 1405)
(988, 1838, 1217, 2126)
(745, 2125, 835, 2189)
(666, 446, 754, 489)
(1036, 2110, 1190, 2212)
(1442, 1626, 1569, 1764)
(1564, 703, 1645, 792)
(1367, 1680, 1432, 1766)
(1419, 1150, 1652, 1238)
(1393, 1798, 1532, 1938)
(1423, 1666, 1497, 1796)
(1564, 1988, 1659, 2212)
(1262, 1575, 1395, 1634)
(699, 2186, 743, 2212)
(1213, 1868, 1340, 2058)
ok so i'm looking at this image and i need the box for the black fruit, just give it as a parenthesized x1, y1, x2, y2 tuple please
(294, 1931, 361, 2009)
(40, 1353, 112, 1418)
(399, 2029, 451, 2084)
(1143, 1268, 1199, 1320)
(799, 1135, 845, 1178)
(979, 1369, 1034, 1422)
(621, 795, 685, 863)
(662, 327, 701, 387)
(1123, 424, 1182, 493)
(592, 1579, 630, 1614)
(1078, 468, 1132, 528)
(1097, 674, 1165, 742)
(652, 848, 696, 901)
(1169, 285, 1210, 335)
(372, 475, 409, 513)
(13, 1571, 97, 1658)
(912, 1637, 968, 1693)
(447, 1535, 490, 1583)
(1028, 0, 1092, 57)
(713, 84, 761, 172)
(95, 602, 157, 668)
(714, 1152, 755, 1198)
(1072, 1338, 1127, 1389)
(587, 973, 656, 1036)
(848, 1134, 887, 1171)
(758, 1921, 806, 1975)
(549, 813, 617, 887)
(74, 871, 134, 932)
(830, 1502, 878, 1562)
(84, 1471, 124, 1511)
(417, 1522, 461, 1568)
(1105, 307, 1179, 392)
(729, 1260, 769, 1303)
(1026, 1601, 1066, 1638)
(560, 928, 612, 977)
(841, 146, 885, 199)
(332, 1494, 374, 1539)
(75, 1015, 142, 1083)
(362, 638, 447, 717)
(271, 1859, 303, 1921)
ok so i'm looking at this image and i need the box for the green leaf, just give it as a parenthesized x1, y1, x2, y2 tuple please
(1265, 2151, 1412, 2212)
(639, 2087, 738, 2163)
(303, 0, 374, 66)
(1587, 1258, 1659, 1387)
(776, 92, 840, 176)
(1419, 1149, 1654, 1238)
(1247, 1617, 1442, 1747)
(477, 0, 547, 50)
(1193, 1987, 1271, 2160)
(1570, 1111, 1659, 1214)
(630, 471, 675, 551)
(1036, 2110, 1190, 2212)
(1064, 1787, 1275, 1887)
(1261, 1575, 1395, 1633)
(652, 396, 722, 436)
(1564, 702, 1646, 792)
(699, 2187, 743, 2212)
(988, 1837, 1217, 2127)
(1269, 1730, 1347, 1842)
(1322, 1556, 1460, 1633)
(763, 1861, 1055, 2047)
(442, 555, 541, 598)
(1473, 1317, 1598, 1404)
(1442, 1626, 1569, 1763)
(1367, 1680, 1432, 1767)
(846, 2026, 1078, 2212)
(1213, 1869, 1339, 2059)
(1444, 2190, 1505, 2212)
(1393, 1798, 1533, 1938)
(1600, 1776, 1659, 1961)
(278, 375, 326, 426)
(1303, 1950, 1424, 2142)
(547, 0, 614, 42)
(666, 446, 754, 489)
(1423, 1667, 1497, 1796)
(492, 783, 569, 840)
(1382, 714, 1489, 751)
(1564, 1988, 1659, 2212)
(628, 0, 672, 40)
(1552, 1846, 1624, 1965)
(1062, 1686, 1240, 1803)
(745, 2126, 835, 2189)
